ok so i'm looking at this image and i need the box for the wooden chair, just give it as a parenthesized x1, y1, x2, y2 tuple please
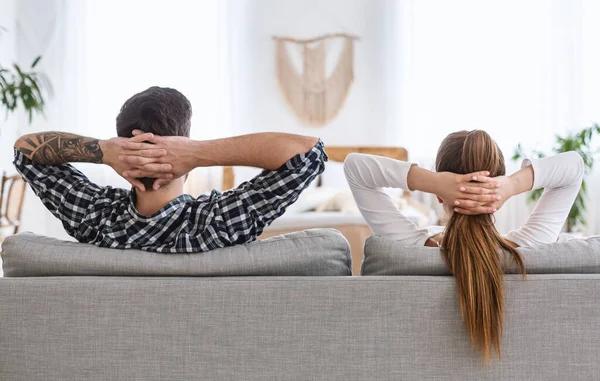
(0, 172, 27, 245)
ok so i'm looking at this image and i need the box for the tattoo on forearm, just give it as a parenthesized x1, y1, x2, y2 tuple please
(16, 132, 103, 164)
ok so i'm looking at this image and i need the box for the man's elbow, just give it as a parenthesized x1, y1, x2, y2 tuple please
(297, 136, 319, 153)
(275, 136, 319, 169)
(14, 136, 24, 149)
(14, 134, 32, 150)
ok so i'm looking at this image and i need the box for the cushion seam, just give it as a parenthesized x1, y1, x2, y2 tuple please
(6, 231, 349, 254)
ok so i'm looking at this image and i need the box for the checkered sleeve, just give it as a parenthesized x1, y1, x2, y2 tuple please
(13, 149, 106, 237)
(192, 139, 328, 250)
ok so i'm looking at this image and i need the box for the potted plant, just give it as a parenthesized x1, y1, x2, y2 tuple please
(0, 26, 49, 125)
(512, 123, 600, 233)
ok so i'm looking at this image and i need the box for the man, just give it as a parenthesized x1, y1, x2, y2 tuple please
(13, 86, 327, 252)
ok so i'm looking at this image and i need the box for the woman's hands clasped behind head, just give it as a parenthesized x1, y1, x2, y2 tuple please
(433, 171, 506, 216)
(457, 175, 515, 215)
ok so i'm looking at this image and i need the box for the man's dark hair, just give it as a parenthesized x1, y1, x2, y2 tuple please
(116, 86, 192, 190)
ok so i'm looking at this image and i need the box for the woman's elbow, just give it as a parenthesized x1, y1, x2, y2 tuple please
(343, 153, 361, 182)
(571, 151, 585, 182)
(561, 151, 585, 184)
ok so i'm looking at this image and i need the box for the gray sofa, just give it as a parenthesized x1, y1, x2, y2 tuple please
(1, 230, 599, 381)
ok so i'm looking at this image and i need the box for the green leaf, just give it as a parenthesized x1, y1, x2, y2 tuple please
(579, 130, 587, 144)
(12, 63, 24, 77)
(30, 56, 42, 68)
(1, 56, 49, 123)
(512, 143, 524, 161)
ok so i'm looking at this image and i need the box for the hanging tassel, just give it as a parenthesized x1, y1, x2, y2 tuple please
(274, 33, 359, 126)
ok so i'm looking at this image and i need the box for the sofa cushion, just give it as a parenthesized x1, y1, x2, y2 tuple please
(362, 235, 600, 276)
(1, 229, 351, 277)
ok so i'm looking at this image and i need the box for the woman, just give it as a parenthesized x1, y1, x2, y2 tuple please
(343, 130, 584, 362)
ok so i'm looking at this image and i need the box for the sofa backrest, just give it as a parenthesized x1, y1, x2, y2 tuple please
(1, 229, 351, 277)
(362, 235, 600, 276)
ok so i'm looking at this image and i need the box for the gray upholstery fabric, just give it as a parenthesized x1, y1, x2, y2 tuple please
(362, 235, 600, 276)
(0, 275, 599, 381)
(1, 229, 351, 277)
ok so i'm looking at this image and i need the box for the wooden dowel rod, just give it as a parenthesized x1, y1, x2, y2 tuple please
(272, 33, 360, 43)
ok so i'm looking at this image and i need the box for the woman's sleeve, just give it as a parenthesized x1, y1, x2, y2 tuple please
(505, 151, 584, 247)
(343, 153, 431, 245)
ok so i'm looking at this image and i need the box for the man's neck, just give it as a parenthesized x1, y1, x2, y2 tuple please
(134, 180, 185, 216)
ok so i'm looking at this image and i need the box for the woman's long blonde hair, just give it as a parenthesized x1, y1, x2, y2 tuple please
(435, 130, 526, 363)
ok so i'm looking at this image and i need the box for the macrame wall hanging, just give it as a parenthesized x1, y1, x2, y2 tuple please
(273, 33, 359, 126)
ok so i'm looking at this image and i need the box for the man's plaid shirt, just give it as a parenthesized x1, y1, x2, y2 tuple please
(13, 140, 327, 253)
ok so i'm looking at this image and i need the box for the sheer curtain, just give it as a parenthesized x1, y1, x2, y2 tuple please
(392, 0, 600, 234)
(16, 0, 89, 239)
(580, 0, 600, 235)
(17, 0, 225, 239)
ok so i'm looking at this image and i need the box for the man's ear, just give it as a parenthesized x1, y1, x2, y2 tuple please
(437, 196, 443, 204)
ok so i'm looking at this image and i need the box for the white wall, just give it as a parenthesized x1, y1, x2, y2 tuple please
(0, 0, 18, 171)
(84, 0, 221, 141)
(227, 0, 399, 146)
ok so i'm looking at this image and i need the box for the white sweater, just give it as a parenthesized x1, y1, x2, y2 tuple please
(343, 151, 584, 247)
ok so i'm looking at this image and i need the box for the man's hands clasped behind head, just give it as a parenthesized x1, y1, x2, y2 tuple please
(108, 129, 197, 191)
(102, 132, 173, 191)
